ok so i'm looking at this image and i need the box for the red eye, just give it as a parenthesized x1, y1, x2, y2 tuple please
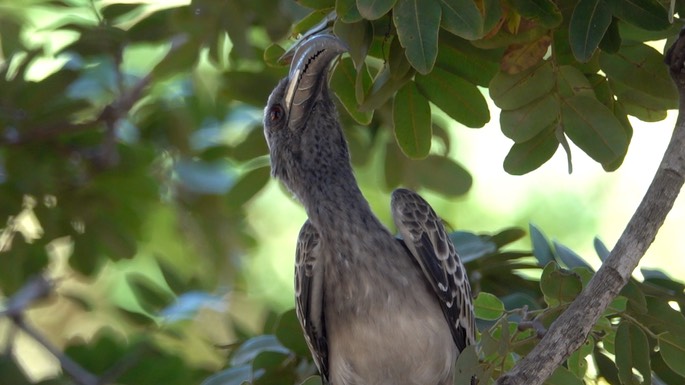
(270, 105, 284, 123)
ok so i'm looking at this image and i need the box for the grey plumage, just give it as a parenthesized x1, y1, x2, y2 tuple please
(263, 33, 475, 385)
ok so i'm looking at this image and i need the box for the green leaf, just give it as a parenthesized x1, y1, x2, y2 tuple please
(436, 34, 501, 86)
(263, 44, 285, 67)
(595, 349, 621, 384)
(567, 337, 593, 378)
(296, 0, 335, 9)
(605, 0, 670, 31)
(561, 95, 628, 166)
(500, 94, 560, 142)
(544, 365, 584, 385)
(412, 155, 472, 196)
(393, 0, 441, 74)
(357, 0, 397, 19)
(503, 128, 559, 175)
(600, 43, 678, 101)
(474, 292, 505, 320)
(415, 67, 490, 128)
(509, 0, 562, 28)
(616, 321, 652, 385)
(556, 65, 595, 99)
(438, 0, 484, 40)
(337, 0, 364, 22)
(482, 0, 503, 34)
(568, 0, 612, 62)
(299, 376, 324, 385)
(553, 241, 592, 270)
(540, 262, 583, 306)
(275, 309, 309, 357)
(454, 345, 480, 383)
(598, 17, 621, 54)
(593, 237, 610, 261)
(450, 231, 497, 262)
(226, 166, 271, 210)
(201, 365, 251, 385)
(489, 62, 555, 110)
(360, 66, 413, 112)
(393, 81, 432, 159)
(331, 57, 374, 124)
(661, 333, 685, 375)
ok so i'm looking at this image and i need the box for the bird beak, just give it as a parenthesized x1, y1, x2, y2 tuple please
(283, 33, 348, 128)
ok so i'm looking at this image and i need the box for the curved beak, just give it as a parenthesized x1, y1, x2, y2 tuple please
(283, 33, 348, 128)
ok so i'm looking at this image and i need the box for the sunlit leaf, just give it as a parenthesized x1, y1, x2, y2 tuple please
(474, 292, 505, 320)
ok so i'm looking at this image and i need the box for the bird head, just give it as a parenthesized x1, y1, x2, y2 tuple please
(263, 34, 349, 198)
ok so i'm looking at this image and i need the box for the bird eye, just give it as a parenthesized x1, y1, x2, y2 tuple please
(269, 105, 284, 123)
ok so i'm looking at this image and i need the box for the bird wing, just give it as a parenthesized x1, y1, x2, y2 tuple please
(295, 220, 329, 381)
(391, 188, 476, 351)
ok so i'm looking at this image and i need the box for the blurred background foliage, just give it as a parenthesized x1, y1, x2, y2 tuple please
(0, 0, 684, 384)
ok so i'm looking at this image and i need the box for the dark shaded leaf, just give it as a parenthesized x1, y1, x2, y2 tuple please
(500, 94, 559, 142)
(393, 0, 441, 74)
(509, 0, 562, 28)
(561, 95, 629, 166)
(439, 0, 483, 40)
(415, 67, 489, 128)
(489, 62, 555, 110)
(568, 0, 612, 62)
(605, 0, 670, 31)
(503, 128, 559, 175)
(357, 0, 397, 20)
(393, 81, 432, 159)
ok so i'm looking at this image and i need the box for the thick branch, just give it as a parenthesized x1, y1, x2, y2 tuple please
(496, 35, 685, 385)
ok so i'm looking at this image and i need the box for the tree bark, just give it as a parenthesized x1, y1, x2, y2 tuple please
(496, 31, 685, 385)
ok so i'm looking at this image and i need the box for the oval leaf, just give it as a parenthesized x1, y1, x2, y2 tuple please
(503, 127, 559, 175)
(500, 94, 560, 142)
(415, 67, 490, 128)
(489, 62, 555, 110)
(659, 332, 685, 377)
(393, 0, 441, 74)
(561, 95, 629, 166)
(393, 81, 432, 159)
(569, 0, 612, 62)
(439, 0, 484, 40)
(357, 0, 397, 19)
(474, 292, 505, 320)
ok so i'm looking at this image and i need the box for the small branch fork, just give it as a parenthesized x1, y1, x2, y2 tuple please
(496, 30, 685, 385)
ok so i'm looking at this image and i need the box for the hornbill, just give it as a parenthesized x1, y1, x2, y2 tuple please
(263, 33, 476, 385)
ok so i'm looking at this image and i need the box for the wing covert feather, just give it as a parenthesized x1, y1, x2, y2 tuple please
(391, 188, 476, 352)
(295, 220, 329, 381)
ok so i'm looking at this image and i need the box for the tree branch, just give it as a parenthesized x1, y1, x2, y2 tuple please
(496, 32, 685, 385)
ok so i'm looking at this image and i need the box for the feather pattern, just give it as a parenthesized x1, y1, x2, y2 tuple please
(391, 188, 476, 351)
(295, 220, 330, 381)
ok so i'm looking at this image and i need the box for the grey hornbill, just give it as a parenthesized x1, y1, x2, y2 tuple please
(263, 33, 476, 385)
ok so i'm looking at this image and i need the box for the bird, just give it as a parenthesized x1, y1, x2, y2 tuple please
(263, 33, 476, 385)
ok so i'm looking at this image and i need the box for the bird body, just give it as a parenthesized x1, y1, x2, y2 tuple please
(264, 33, 474, 385)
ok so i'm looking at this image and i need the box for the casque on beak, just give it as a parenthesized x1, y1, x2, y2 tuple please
(281, 33, 348, 128)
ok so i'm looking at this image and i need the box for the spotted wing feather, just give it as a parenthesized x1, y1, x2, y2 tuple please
(391, 188, 476, 351)
(295, 220, 329, 381)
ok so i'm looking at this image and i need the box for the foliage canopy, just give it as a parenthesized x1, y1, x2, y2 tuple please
(0, 0, 684, 384)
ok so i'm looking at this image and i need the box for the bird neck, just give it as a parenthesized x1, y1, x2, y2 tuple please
(297, 159, 385, 237)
